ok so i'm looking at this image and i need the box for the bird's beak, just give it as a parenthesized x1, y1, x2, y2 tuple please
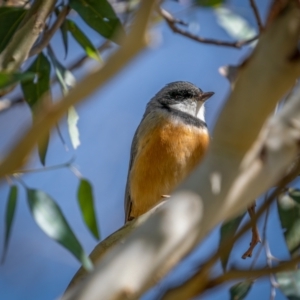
(199, 91, 214, 102)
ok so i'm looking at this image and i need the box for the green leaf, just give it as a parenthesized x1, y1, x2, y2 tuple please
(219, 213, 245, 270)
(69, 0, 124, 42)
(277, 270, 300, 300)
(0, 72, 35, 90)
(77, 179, 100, 240)
(21, 53, 51, 109)
(277, 194, 300, 257)
(2, 185, 18, 263)
(47, 47, 76, 95)
(288, 189, 300, 205)
(229, 281, 253, 300)
(0, 7, 26, 53)
(55, 9, 69, 58)
(27, 189, 93, 271)
(68, 106, 80, 149)
(196, 0, 225, 7)
(47, 47, 79, 149)
(215, 8, 257, 45)
(21, 53, 51, 165)
(66, 20, 101, 62)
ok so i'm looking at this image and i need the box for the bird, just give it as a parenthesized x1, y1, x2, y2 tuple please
(124, 81, 214, 222)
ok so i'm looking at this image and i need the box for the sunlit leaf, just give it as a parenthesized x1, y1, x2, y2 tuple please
(219, 213, 245, 270)
(47, 47, 79, 149)
(277, 194, 300, 257)
(196, 0, 225, 7)
(288, 188, 300, 205)
(0, 72, 35, 90)
(66, 20, 101, 62)
(68, 106, 80, 149)
(69, 0, 124, 42)
(0, 7, 26, 53)
(77, 179, 100, 240)
(47, 47, 76, 95)
(277, 270, 300, 300)
(2, 185, 18, 263)
(229, 281, 253, 300)
(27, 189, 93, 271)
(55, 9, 69, 58)
(215, 8, 257, 45)
(21, 53, 51, 165)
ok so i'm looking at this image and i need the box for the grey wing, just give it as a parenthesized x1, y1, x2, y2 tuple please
(124, 125, 140, 222)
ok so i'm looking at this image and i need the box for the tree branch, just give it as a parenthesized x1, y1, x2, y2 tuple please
(0, 0, 156, 177)
(29, 5, 70, 57)
(62, 3, 300, 300)
(249, 0, 264, 32)
(158, 7, 258, 48)
(0, 0, 56, 71)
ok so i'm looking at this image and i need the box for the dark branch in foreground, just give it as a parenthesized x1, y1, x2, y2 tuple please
(249, 0, 264, 32)
(163, 158, 300, 300)
(158, 7, 259, 49)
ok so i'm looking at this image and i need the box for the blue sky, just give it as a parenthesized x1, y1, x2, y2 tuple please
(0, 0, 291, 299)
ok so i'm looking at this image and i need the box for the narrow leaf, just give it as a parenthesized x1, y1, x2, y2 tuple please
(47, 47, 76, 94)
(69, 0, 124, 42)
(0, 7, 26, 53)
(288, 188, 300, 205)
(66, 20, 101, 62)
(77, 179, 100, 239)
(219, 213, 245, 270)
(277, 194, 300, 257)
(0, 71, 35, 90)
(27, 189, 93, 271)
(55, 9, 69, 58)
(21, 53, 51, 165)
(196, 0, 225, 7)
(277, 270, 300, 300)
(215, 8, 257, 45)
(2, 185, 18, 263)
(68, 106, 80, 149)
(47, 47, 79, 149)
(229, 281, 253, 300)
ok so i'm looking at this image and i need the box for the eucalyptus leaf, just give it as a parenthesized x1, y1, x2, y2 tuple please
(68, 106, 80, 149)
(77, 179, 100, 240)
(196, 0, 225, 7)
(219, 213, 245, 270)
(27, 189, 93, 271)
(229, 281, 253, 300)
(47, 47, 79, 149)
(55, 8, 69, 58)
(0, 72, 35, 90)
(0, 7, 26, 53)
(66, 20, 101, 62)
(69, 0, 124, 42)
(47, 47, 76, 95)
(215, 8, 257, 46)
(2, 185, 18, 263)
(21, 53, 51, 165)
(288, 189, 300, 205)
(277, 270, 300, 300)
(277, 194, 300, 257)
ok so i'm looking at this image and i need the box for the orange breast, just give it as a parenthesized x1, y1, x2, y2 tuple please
(129, 116, 209, 218)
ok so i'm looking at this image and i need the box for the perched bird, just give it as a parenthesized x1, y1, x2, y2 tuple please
(124, 81, 214, 222)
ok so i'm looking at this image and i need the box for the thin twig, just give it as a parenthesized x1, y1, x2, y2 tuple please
(0, 40, 112, 113)
(14, 157, 75, 174)
(242, 203, 261, 259)
(249, 0, 264, 32)
(264, 241, 279, 300)
(29, 6, 71, 57)
(159, 7, 259, 48)
(163, 159, 300, 299)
